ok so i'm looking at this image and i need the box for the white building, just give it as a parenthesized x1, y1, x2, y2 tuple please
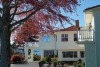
(24, 20, 85, 63)
(77, 5, 100, 67)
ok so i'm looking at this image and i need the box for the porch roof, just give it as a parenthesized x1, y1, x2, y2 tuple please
(84, 5, 100, 12)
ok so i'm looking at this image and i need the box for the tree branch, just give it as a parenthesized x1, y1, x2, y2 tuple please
(11, 1, 46, 29)
(11, 7, 42, 28)
(11, 7, 34, 16)
(11, 23, 21, 32)
(10, 0, 18, 22)
(10, 1, 24, 9)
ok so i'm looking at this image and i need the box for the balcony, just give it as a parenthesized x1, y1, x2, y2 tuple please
(78, 29, 94, 42)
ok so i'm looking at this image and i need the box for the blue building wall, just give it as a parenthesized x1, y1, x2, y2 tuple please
(85, 43, 96, 67)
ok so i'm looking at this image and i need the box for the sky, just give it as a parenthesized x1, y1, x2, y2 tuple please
(70, 0, 100, 27)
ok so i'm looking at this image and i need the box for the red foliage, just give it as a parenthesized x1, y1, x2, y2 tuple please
(14, 20, 40, 44)
(10, 0, 80, 44)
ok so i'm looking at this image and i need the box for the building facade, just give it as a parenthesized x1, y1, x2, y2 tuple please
(77, 5, 100, 67)
(24, 20, 85, 63)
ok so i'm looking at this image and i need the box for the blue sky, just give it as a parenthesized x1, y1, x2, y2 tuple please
(70, 0, 100, 27)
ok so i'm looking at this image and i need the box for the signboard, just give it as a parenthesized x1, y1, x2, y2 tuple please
(25, 42, 39, 47)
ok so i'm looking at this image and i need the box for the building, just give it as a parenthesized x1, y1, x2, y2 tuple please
(77, 5, 100, 67)
(24, 20, 85, 63)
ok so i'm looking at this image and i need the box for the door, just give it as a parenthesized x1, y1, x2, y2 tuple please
(28, 48, 33, 62)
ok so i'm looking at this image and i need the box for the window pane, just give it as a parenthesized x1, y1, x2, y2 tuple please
(65, 34, 68, 37)
(64, 38, 68, 41)
(68, 52, 73, 58)
(74, 51, 77, 58)
(62, 51, 77, 58)
(44, 50, 58, 58)
(74, 34, 78, 41)
(74, 34, 77, 37)
(74, 38, 77, 41)
(80, 51, 84, 58)
(28, 49, 31, 55)
(61, 38, 68, 41)
(61, 34, 64, 37)
(61, 34, 68, 42)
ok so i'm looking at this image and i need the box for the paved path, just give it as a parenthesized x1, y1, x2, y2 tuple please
(11, 62, 74, 67)
(11, 62, 39, 67)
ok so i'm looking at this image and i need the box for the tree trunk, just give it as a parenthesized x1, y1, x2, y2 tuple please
(0, 1, 11, 67)
(0, 26, 11, 67)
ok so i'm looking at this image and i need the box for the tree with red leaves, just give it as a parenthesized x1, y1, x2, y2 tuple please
(0, 0, 80, 67)
(14, 20, 40, 44)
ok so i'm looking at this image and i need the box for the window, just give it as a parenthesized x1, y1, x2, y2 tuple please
(33, 50, 41, 61)
(44, 50, 58, 58)
(28, 49, 31, 55)
(74, 34, 78, 41)
(80, 51, 84, 58)
(42, 35, 50, 42)
(62, 51, 77, 58)
(61, 34, 68, 41)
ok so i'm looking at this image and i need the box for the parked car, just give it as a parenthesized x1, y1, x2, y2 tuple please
(10, 53, 24, 64)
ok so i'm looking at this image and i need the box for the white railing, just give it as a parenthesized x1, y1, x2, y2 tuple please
(78, 29, 94, 41)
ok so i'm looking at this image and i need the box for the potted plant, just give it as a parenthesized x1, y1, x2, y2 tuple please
(46, 56, 52, 65)
(39, 57, 46, 67)
(52, 56, 58, 67)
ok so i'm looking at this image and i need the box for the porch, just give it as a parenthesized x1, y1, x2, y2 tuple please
(77, 29, 94, 42)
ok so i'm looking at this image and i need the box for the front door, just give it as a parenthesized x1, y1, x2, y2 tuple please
(28, 48, 33, 62)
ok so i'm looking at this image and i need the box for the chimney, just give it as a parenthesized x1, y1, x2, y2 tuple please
(75, 20, 79, 27)
(75, 20, 80, 30)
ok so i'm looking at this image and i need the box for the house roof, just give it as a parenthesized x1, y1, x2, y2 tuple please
(84, 5, 100, 12)
(56, 25, 79, 32)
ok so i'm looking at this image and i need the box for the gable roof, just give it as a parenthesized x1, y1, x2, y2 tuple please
(56, 25, 79, 32)
(84, 5, 100, 12)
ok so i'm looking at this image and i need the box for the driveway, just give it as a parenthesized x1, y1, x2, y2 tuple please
(11, 62, 39, 67)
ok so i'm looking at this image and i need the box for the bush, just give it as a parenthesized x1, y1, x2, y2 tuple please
(39, 57, 46, 67)
(52, 57, 58, 67)
(10, 54, 24, 64)
(46, 56, 52, 65)
(33, 54, 41, 61)
(46, 57, 51, 62)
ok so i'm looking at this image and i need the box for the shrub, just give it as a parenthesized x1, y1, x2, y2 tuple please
(52, 57, 58, 67)
(33, 54, 41, 61)
(10, 54, 24, 64)
(39, 57, 46, 67)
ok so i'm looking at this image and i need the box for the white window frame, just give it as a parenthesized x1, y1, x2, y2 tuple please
(61, 34, 68, 42)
